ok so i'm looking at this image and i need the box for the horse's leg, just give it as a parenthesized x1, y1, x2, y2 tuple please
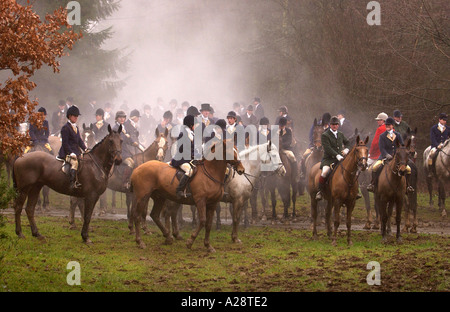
(310, 196, 318, 240)
(387, 202, 393, 235)
(163, 206, 173, 244)
(426, 176, 433, 208)
(438, 182, 447, 218)
(291, 181, 297, 219)
(281, 184, 290, 221)
(231, 198, 244, 244)
(111, 190, 116, 213)
(402, 194, 410, 233)
(81, 195, 99, 244)
(270, 188, 277, 222)
(99, 192, 107, 216)
(187, 199, 206, 249)
(346, 200, 356, 246)
(172, 204, 183, 240)
(133, 196, 149, 249)
(149, 197, 171, 245)
(14, 191, 28, 238)
(332, 200, 341, 246)
(411, 190, 418, 233)
(42, 186, 50, 212)
(215, 202, 221, 230)
(204, 203, 217, 253)
(25, 185, 45, 239)
(69, 196, 77, 230)
(250, 188, 258, 224)
(260, 183, 267, 220)
(379, 198, 388, 243)
(243, 200, 249, 228)
(325, 200, 333, 239)
(190, 205, 197, 227)
(372, 193, 380, 229)
(361, 186, 372, 229)
(395, 195, 403, 243)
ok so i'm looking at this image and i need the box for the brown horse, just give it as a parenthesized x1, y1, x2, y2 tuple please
(12, 125, 123, 244)
(309, 135, 369, 246)
(376, 139, 411, 243)
(130, 139, 245, 252)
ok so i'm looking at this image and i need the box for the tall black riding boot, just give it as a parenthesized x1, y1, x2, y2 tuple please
(406, 174, 415, 193)
(366, 170, 377, 193)
(69, 169, 81, 190)
(315, 176, 326, 201)
(122, 166, 132, 190)
(176, 175, 191, 199)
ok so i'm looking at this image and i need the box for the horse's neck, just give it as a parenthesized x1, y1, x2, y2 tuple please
(204, 158, 228, 180)
(91, 142, 114, 172)
(139, 143, 157, 163)
(340, 147, 358, 176)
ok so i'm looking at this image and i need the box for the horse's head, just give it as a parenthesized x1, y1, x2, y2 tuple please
(224, 139, 245, 175)
(154, 127, 169, 161)
(108, 124, 123, 165)
(82, 123, 96, 149)
(265, 141, 286, 176)
(312, 118, 324, 148)
(354, 135, 369, 171)
(394, 138, 410, 176)
(403, 127, 417, 158)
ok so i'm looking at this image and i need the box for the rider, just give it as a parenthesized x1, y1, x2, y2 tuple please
(92, 108, 110, 142)
(426, 113, 449, 177)
(392, 109, 411, 138)
(25, 107, 53, 155)
(368, 112, 388, 167)
(367, 117, 414, 193)
(315, 116, 350, 201)
(257, 117, 271, 144)
(113, 110, 140, 189)
(171, 115, 201, 199)
(278, 117, 299, 182)
(57, 106, 87, 190)
(275, 106, 294, 131)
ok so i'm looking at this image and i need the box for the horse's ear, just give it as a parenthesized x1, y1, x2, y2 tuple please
(356, 135, 360, 145)
(108, 124, 112, 134)
(155, 127, 160, 138)
(364, 136, 369, 145)
(164, 127, 169, 138)
(90, 123, 94, 130)
(313, 118, 317, 127)
(83, 123, 86, 130)
(354, 128, 358, 136)
(117, 124, 122, 134)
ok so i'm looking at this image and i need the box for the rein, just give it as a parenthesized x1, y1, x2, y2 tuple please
(199, 161, 225, 186)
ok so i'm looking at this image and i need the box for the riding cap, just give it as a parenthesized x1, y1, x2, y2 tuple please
(253, 97, 261, 103)
(393, 110, 402, 118)
(385, 117, 395, 125)
(67, 106, 81, 118)
(330, 116, 340, 125)
(200, 103, 212, 112)
(37, 107, 47, 115)
(337, 109, 346, 116)
(375, 112, 388, 121)
(247, 105, 254, 111)
(278, 117, 287, 126)
(130, 109, 141, 118)
(58, 100, 65, 107)
(183, 115, 195, 128)
(163, 110, 173, 120)
(260, 117, 270, 125)
(278, 106, 288, 114)
(321, 113, 331, 125)
(215, 119, 227, 131)
(115, 110, 127, 120)
(187, 106, 200, 117)
(439, 113, 448, 121)
(227, 111, 237, 119)
(95, 108, 105, 117)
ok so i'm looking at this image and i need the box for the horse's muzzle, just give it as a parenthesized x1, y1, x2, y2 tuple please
(115, 157, 122, 166)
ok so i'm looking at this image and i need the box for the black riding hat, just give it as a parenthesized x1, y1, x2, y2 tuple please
(321, 113, 331, 125)
(95, 108, 105, 117)
(385, 117, 395, 125)
(67, 106, 81, 118)
(439, 113, 448, 121)
(215, 119, 227, 131)
(130, 109, 141, 118)
(183, 115, 195, 128)
(260, 117, 270, 125)
(38, 107, 47, 115)
(187, 106, 200, 117)
(278, 117, 287, 126)
(330, 116, 340, 125)
(227, 111, 237, 119)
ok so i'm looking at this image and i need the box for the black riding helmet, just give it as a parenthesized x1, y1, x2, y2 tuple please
(67, 106, 81, 118)
(330, 116, 340, 125)
(278, 117, 287, 126)
(183, 115, 195, 128)
(260, 117, 270, 126)
(37, 107, 47, 115)
(385, 117, 395, 126)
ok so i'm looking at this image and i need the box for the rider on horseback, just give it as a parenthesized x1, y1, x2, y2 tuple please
(57, 106, 87, 190)
(278, 117, 299, 183)
(25, 107, 53, 155)
(315, 116, 350, 201)
(171, 115, 201, 199)
(367, 117, 414, 193)
(426, 113, 449, 177)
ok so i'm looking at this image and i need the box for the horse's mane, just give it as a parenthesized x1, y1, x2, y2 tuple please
(239, 142, 269, 158)
(89, 133, 110, 153)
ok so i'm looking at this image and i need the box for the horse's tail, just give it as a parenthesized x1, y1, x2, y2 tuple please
(128, 181, 133, 193)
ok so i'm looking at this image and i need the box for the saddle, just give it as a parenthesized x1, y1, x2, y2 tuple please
(56, 156, 83, 176)
(170, 163, 198, 198)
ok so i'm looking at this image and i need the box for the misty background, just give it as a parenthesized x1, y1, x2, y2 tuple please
(6, 0, 449, 160)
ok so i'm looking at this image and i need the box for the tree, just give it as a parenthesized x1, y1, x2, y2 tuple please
(0, 0, 81, 157)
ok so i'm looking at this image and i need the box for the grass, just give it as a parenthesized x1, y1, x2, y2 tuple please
(0, 214, 448, 292)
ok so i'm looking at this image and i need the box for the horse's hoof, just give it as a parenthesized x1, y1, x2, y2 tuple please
(331, 240, 337, 247)
(396, 237, 403, 244)
(312, 234, 318, 241)
(84, 239, 93, 245)
(207, 246, 216, 253)
(372, 224, 380, 230)
(232, 238, 242, 244)
(347, 240, 353, 246)
(17, 233, 26, 239)
(186, 239, 193, 249)
(175, 234, 183, 241)
(138, 242, 146, 249)
(363, 222, 371, 230)
(69, 224, 77, 230)
(164, 238, 174, 245)
(36, 235, 47, 242)
(410, 227, 417, 234)
(401, 226, 409, 233)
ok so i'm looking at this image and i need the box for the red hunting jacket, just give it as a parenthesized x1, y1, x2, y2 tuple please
(369, 124, 386, 160)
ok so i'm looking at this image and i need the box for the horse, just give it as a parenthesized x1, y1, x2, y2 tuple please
(401, 128, 419, 233)
(309, 135, 369, 246)
(222, 141, 285, 243)
(108, 127, 169, 232)
(423, 138, 449, 218)
(12, 124, 123, 244)
(130, 139, 245, 252)
(376, 139, 411, 243)
(68, 124, 98, 229)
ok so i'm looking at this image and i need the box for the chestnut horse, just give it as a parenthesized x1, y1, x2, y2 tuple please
(376, 139, 411, 243)
(130, 139, 245, 252)
(309, 135, 369, 246)
(12, 125, 123, 244)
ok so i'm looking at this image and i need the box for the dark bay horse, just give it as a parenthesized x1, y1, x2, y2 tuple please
(309, 135, 369, 246)
(376, 139, 411, 243)
(13, 125, 123, 244)
(402, 128, 419, 233)
(130, 139, 245, 252)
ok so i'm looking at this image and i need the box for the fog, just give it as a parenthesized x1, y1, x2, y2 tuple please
(97, 0, 259, 118)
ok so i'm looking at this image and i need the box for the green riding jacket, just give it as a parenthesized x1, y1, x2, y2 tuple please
(320, 128, 350, 169)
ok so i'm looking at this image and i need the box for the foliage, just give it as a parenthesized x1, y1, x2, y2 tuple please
(0, 0, 81, 156)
